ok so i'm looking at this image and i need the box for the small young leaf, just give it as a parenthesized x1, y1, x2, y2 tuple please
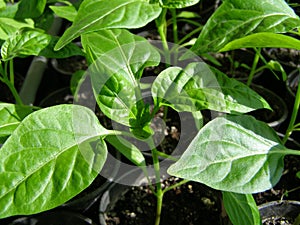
(0, 103, 34, 138)
(220, 33, 300, 52)
(223, 192, 262, 225)
(0, 105, 109, 218)
(15, 0, 47, 19)
(55, 0, 161, 50)
(192, 0, 300, 54)
(0, 18, 34, 40)
(1, 29, 51, 60)
(152, 62, 270, 114)
(82, 29, 160, 127)
(168, 115, 289, 193)
(1, 29, 84, 60)
(49, 5, 77, 22)
(160, 0, 200, 8)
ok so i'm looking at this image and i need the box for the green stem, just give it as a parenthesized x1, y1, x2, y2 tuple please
(156, 8, 170, 65)
(1, 60, 23, 105)
(9, 59, 14, 86)
(283, 70, 300, 144)
(4, 78, 23, 105)
(247, 48, 260, 86)
(148, 139, 164, 225)
(162, 179, 189, 194)
(176, 26, 202, 46)
(170, 8, 178, 44)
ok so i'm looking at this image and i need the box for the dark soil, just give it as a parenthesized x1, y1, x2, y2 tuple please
(103, 177, 223, 225)
(262, 216, 294, 225)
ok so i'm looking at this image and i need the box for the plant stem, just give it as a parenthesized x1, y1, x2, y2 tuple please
(170, 8, 178, 44)
(156, 8, 170, 65)
(9, 59, 14, 86)
(247, 48, 261, 86)
(283, 69, 300, 144)
(4, 78, 23, 105)
(148, 139, 164, 225)
(162, 179, 189, 194)
(176, 26, 202, 46)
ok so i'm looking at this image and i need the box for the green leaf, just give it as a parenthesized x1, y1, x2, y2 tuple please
(1, 29, 84, 60)
(0, 104, 109, 218)
(0, 103, 34, 138)
(223, 192, 262, 225)
(54, 0, 161, 50)
(168, 115, 289, 193)
(152, 62, 270, 114)
(1, 29, 51, 60)
(0, 18, 34, 40)
(82, 29, 160, 127)
(220, 33, 300, 52)
(49, 5, 77, 22)
(106, 135, 146, 167)
(0, 2, 18, 18)
(192, 0, 300, 54)
(15, 0, 47, 19)
(161, 0, 200, 8)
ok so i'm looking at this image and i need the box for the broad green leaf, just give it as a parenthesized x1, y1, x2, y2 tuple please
(1, 29, 84, 60)
(106, 135, 146, 167)
(160, 0, 200, 8)
(223, 192, 261, 225)
(220, 33, 300, 52)
(152, 62, 270, 114)
(0, 103, 34, 138)
(82, 29, 160, 127)
(15, 0, 47, 19)
(0, 104, 109, 218)
(49, 5, 77, 22)
(168, 115, 289, 193)
(1, 29, 50, 60)
(54, 0, 161, 50)
(192, 0, 300, 54)
(0, 18, 34, 40)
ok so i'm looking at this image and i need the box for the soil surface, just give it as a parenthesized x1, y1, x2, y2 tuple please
(262, 216, 294, 225)
(103, 177, 223, 225)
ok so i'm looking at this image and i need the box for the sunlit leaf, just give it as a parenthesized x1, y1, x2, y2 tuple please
(0, 105, 109, 218)
(168, 115, 289, 193)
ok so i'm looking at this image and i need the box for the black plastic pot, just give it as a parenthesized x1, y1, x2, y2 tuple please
(263, 48, 300, 69)
(7, 210, 97, 225)
(286, 68, 299, 97)
(259, 200, 300, 224)
(205, 49, 263, 82)
(248, 84, 288, 129)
